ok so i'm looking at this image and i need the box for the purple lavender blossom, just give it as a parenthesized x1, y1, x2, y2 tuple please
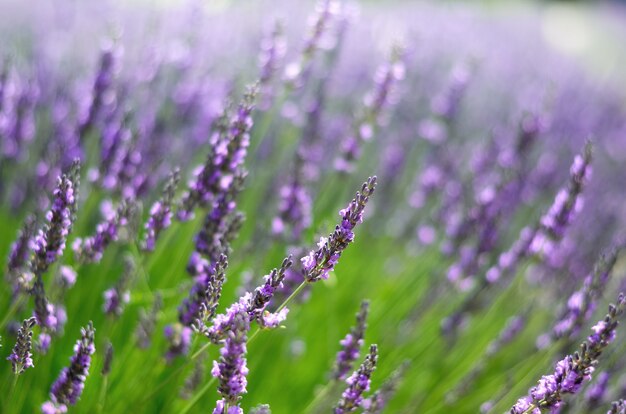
(271, 165, 312, 241)
(608, 399, 626, 414)
(31, 161, 80, 275)
(211, 303, 250, 413)
(510, 293, 625, 413)
(180, 255, 228, 326)
(78, 44, 117, 140)
(301, 176, 376, 282)
(333, 300, 369, 380)
(335, 46, 405, 172)
(538, 249, 618, 349)
(43, 322, 95, 413)
(529, 142, 592, 257)
(7, 317, 37, 374)
(164, 323, 193, 361)
(142, 168, 180, 252)
(5, 215, 36, 288)
(335, 344, 378, 414)
(585, 371, 610, 408)
(103, 255, 135, 317)
(258, 20, 287, 110)
(177, 86, 256, 221)
(362, 361, 408, 414)
(73, 199, 137, 263)
(284, 0, 340, 90)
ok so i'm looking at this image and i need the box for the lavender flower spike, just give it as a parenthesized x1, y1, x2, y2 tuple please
(142, 168, 180, 252)
(6, 215, 36, 288)
(335, 344, 378, 414)
(362, 361, 409, 414)
(42, 322, 95, 413)
(180, 254, 228, 327)
(7, 317, 37, 374)
(103, 255, 135, 317)
(73, 199, 137, 263)
(510, 293, 626, 413)
(302, 176, 377, 282)
(211, 303, 250, 413)
(32, 160, 80, 275)
(608, 399, 626, 414)
(333, 300, 369, 380)
(529, 141, 592, 256)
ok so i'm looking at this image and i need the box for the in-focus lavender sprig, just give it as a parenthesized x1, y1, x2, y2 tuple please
(42, 321, 95, 414)
(211, 303, 250, 414)
(333, 300, 369, 380)
(510, 293, 625, 413)
(31, 160, 80, 275)
(302, 176, 376, 282)
(7, 317, 37, 375)
(142, 167, 180, 252)
(335, 344, 378, 414)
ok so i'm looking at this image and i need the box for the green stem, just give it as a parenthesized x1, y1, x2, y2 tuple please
(97, 375, 109, 413)
(303, 380, 337, 414)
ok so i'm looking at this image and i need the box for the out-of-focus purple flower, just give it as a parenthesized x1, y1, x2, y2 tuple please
(73, 199, 138, 263)
(285, 0, 340, 90)
(164, 323, 193, 361)
(258, 20, 287, 110)
(56, 265, 77, 290)
(5, 215, 36, 291)
(177, 86, 256, 221)
(43, 322, 95, 412)
(142, 168, 180, 252)
(529, 142, 592, 257)
(301, 177, 376, 282)
(334, 300, 369, 380)
(272, 164, 312, 241)
(585, 371, 610, 408)
(510, 293, 625, 413)
(336, 46, 405, 172)
(31, 161, 80, 275)
(335, 344, 378, 414)
(211, 303, 250, 413)
(7, 317, 37, 374)
(103, 255, 135, 317)
(136, 293, 162, 349)
(608, 399, 626, 414)
(78, 44, 118, 140)
(538, 249, 619, 349)
(37, 332, 52, 354)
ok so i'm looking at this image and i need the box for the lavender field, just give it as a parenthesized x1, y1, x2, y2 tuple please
(2, 0, 626, 413)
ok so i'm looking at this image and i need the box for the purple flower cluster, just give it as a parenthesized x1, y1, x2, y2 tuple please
(258, 20, 287, 110)
(180, 255, 228, 327)
(271, 168, 312, 241)
(42, 322, 95, 414)
(336, 46, 405, 172)
(73, 199, 137, 263)
(608, 399, 626, 414)
(142, 168, 180, 252)
(335, 344, 378, 414)
(211, 303, 250, 413)
(164, 323, 193, 362)
(510, 293, 625, 413)
(334, 300, 369, 380)
(103, 255, 135, 317)
(538, 249, 618, 349)
(7, 317, 37, 375)
(177, 86, 257, 221)
(301, 176, 376, 282)
(31, 161, 80, 275)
